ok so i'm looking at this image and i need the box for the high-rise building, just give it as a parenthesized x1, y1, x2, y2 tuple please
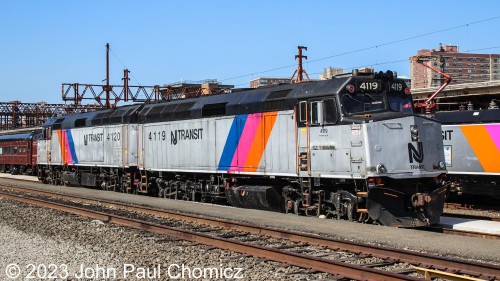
(410, 44, 500, 89)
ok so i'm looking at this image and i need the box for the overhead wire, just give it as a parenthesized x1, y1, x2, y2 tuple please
(219, 15, 500, 83)
(106, 16, 500, 89)
(109, 47, 144, 87)
(300, 45, 500, 82)
(242, 43, 500, 87)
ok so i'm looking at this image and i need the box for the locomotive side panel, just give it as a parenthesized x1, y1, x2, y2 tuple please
(217, 111, 295, 175)
(263, 111, 296, 175)
(50, 126, 128, 167)
(102, 125, 126, 167)
(37, 139, 48, 165)
(141, 111, 296, 175)
(443, 123, 500, 175)
(142, 118, 214, 171)
(49, 130, 62, 165)
(127, 124, 140, 167)
(71, 128, 104, 164)
(309, 124, 356, 177)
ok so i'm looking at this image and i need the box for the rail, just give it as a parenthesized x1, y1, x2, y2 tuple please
(0, 183, 498, 280)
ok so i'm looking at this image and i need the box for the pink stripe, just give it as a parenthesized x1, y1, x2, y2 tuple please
(229, 113, 262, 171)
(486, 124, 500, 152)
(63, 131, 73, 164)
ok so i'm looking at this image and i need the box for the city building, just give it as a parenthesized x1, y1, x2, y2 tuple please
(159, 79, 234, 99)
(410, 44, 500, 89)
(249, 77, 291, 88)
(319, 67, 343, 80)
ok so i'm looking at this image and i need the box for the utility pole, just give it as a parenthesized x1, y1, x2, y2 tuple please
(123, 69, 130, 102)
(105, 43, 111, 109)
(290, 46, 310, 83)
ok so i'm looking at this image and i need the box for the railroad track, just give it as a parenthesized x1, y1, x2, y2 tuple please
(0, 184, 498, 280)
(445, 202, 500, 221)
(3, 176, 499, 241)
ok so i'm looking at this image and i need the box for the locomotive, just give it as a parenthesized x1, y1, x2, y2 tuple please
(34, 70, 447, 227)
(434, 109, 500, 200)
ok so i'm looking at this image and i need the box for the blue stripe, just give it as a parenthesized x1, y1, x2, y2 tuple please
(218, 115, 247, 171)
(66, 129, 79, 164)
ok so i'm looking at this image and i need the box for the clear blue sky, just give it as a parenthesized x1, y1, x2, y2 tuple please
(1, 1, 499, 104)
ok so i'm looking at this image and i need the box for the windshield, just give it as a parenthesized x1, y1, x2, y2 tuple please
(341, 93, 386, 115)
(341, 92, 414, 115)
(388, 95, 413, 113)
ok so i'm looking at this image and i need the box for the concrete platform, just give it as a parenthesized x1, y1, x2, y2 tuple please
(440, 216, 500, 235)
(0, 175, 499, 263)
(0, 173, 38, 182)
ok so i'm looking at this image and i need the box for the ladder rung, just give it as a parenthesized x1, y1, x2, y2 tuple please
(357, 192, 368, 197)
(357, 208, 368, 213)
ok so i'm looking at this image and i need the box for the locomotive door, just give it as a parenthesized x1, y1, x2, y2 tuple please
(296, 101, 310, 177)
(297, 99, 339, 176)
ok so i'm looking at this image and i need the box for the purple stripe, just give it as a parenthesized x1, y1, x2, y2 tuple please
(486, 124, 500, 152)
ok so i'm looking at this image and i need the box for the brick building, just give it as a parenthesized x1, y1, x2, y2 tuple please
(410, 44, 500, 89)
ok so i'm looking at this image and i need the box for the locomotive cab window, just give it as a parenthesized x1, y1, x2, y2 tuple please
(310, 99, 338, 126)
(298, 101, 307, 123)
(310, 101, 324, 125)
(341, 92, 385, 115)
(298, 99, 338, 126)
(323, 99, 339, 124)
(388, 93, 413, 113)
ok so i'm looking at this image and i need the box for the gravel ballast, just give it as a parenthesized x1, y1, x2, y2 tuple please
(1, 176, 499, 266)
(0, 198, 337, 280)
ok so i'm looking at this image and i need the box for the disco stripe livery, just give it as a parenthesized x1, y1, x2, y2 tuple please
(218, 112, 277, 172)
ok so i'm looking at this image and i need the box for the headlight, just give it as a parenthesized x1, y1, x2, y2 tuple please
(376, 163, 387, 174)
(438, 161, 446, 170)
(410, 125, 419, 141)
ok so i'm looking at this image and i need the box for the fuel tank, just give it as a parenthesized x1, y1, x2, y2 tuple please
(225, 185, 284, 212)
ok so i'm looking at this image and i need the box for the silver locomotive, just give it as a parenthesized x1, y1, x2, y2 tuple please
(38, 70, 447, 227)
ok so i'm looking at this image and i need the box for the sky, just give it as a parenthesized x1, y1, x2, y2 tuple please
(1, 1, 500, 104)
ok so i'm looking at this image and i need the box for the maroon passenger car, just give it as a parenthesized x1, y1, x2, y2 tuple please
(0, 132, 40, 175)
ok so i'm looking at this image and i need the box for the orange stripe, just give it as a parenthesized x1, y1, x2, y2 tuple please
(57, 130, 66, 164)
(243, 112, 278, 172)
(461, 125, 500, 172)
